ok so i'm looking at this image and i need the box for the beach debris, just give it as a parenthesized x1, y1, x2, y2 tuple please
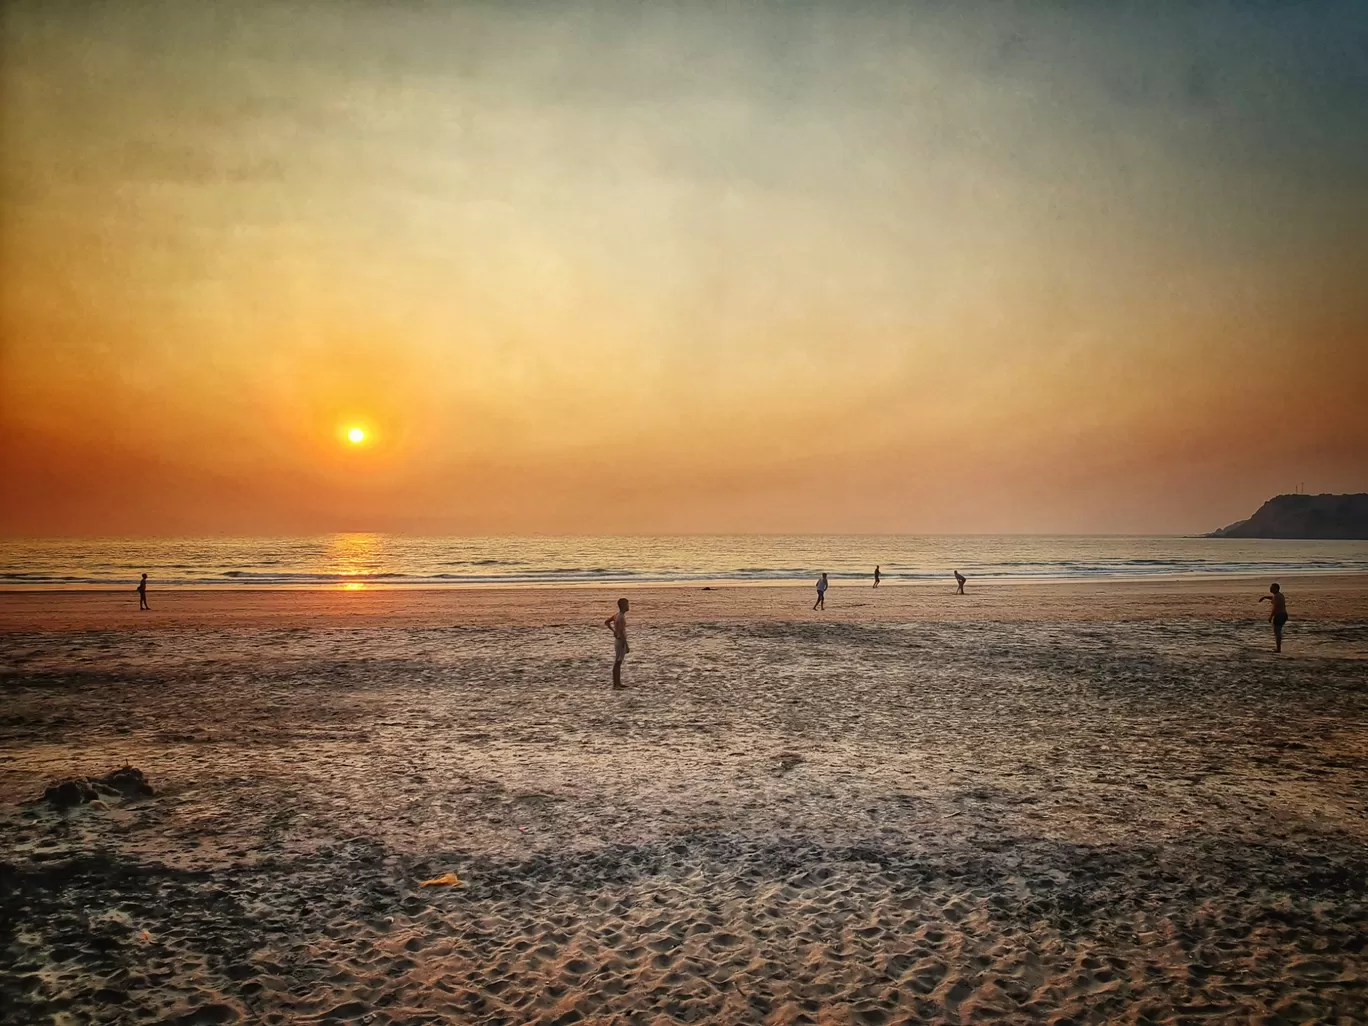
(419, 872, 463, 887)
(42, 766, 155, 808)
(774, 752, 805, 775)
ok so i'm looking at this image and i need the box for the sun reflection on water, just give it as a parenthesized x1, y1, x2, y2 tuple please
(326, 533, 384, 588)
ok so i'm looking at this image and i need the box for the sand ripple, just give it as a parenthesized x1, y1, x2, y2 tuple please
(4, 835, 1366, 1024)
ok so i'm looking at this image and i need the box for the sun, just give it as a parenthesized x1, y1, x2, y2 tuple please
(347, 427, 366, 444)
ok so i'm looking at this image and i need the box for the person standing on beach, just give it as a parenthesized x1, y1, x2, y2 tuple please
(954, 570, 966, 595)
(604, 597, 630, 689)
(873, 565, 881, 588)
(136, 573, 149, 610)
(813, 573, 828, 610)
(1259, 583, 1289, 652)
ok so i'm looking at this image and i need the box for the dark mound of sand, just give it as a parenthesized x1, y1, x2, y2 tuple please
(42, 766, 154, 808)
(97, 766, 154, 798)
(41, 779, 97, 808)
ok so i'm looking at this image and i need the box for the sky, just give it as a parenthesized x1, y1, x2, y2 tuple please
(2, 0, 1366, 535)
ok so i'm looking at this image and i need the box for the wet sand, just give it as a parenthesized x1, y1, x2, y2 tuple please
(2, 578, 1367, 1024)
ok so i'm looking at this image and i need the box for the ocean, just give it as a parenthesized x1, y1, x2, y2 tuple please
(2, 535, 1366, 589)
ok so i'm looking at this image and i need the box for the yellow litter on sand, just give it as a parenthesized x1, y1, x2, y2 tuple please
(420, 872, 462, 887)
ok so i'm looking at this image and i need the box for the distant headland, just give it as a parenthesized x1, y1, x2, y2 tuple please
(1208, 494, 1368, 539)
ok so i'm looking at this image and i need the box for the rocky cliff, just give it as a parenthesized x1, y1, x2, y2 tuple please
(1208, 493, 1368, 539)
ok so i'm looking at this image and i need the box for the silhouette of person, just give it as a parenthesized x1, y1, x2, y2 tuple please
(873, 565, 881, 588)
(137, 573, 149, 610)
(954, 570, 966, 595)
(604, 597, 630, 689)
(1259, 582, 1288, 652)
(813, 573, 828, 610)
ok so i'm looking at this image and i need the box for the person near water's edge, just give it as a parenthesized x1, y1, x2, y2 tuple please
(874, 565, 881, 588)
(605, 597, 630, 688)
(814, 573, 828, 610)
(137, 573, 149, 610)
(1259, 583, 1288, 652)
(954, 570, 966, 595)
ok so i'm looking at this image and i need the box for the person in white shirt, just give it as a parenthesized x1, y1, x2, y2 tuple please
(604, 597, 630, 689)
(813, 573, 828, 610)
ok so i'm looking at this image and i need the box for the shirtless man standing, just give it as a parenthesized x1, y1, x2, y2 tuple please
(1259, 582, 1289, 652)
(604, 597, 630, 689)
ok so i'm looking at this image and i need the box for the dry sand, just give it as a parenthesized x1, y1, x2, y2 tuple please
(2, 577, 1367, 1024)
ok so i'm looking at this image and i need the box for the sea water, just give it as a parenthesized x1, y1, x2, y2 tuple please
(2, 535, 1366, 588)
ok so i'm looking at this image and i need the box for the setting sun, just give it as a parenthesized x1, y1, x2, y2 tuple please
(347, 428, 365, 444)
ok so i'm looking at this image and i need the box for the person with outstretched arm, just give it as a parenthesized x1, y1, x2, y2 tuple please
(1259, 582, 1289, 652)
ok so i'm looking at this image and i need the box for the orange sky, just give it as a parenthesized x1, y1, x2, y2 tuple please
(2, 1, 1366, 535)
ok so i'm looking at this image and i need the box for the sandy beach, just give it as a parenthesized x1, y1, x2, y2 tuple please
(3, 577, 1367, 1024)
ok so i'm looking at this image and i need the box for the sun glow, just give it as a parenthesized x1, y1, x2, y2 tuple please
(347, 427, 365, 444)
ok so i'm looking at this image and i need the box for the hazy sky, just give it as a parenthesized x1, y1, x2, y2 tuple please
(2, 0, 1366, 535)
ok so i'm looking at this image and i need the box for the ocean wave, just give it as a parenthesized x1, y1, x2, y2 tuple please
(3, 535, 1367, 589)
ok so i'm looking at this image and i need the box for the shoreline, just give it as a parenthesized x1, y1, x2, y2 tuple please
(3, 567, 1368, 593)
(2, 574, 1368, 645)
(3, 572, 1365, 633)
(5, 571, 1362, 634)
